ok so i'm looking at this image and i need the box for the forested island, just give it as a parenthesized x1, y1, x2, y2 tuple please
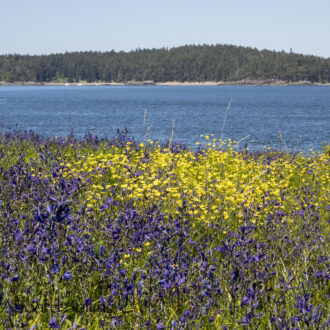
(0, 44, 330, 84)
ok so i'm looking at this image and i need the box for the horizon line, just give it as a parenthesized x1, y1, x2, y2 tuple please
(0, 43, 329, 59)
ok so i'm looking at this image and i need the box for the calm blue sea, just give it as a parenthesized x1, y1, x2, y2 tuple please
(0, 85, 329, 152)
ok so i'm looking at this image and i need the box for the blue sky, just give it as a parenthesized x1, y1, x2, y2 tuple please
(1, 0, 329, 58)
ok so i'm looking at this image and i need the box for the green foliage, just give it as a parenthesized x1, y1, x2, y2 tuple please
(1, 44, 330, 83)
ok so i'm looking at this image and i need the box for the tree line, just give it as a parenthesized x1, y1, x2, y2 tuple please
(0, 44, 329, 83)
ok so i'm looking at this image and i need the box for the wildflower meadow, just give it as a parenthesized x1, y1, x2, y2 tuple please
(0, 130, 329, 329)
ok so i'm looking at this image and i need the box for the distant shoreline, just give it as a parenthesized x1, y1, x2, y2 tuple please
(1, 79, 330, 87)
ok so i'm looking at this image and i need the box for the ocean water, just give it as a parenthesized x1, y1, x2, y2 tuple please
(0, 85, 329, 152)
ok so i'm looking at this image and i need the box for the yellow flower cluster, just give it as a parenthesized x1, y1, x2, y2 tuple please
(59, 139, 329, 232)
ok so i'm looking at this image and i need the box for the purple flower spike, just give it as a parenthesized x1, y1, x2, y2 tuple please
(157, 322, 165, 329)
(49, 318, 58, 328)
(62, 270, 73, 280)
(11, 275, 20, 282)
(297, 210, 304, 217)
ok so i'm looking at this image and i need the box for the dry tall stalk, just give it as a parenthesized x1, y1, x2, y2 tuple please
(220, 99, 232, 141)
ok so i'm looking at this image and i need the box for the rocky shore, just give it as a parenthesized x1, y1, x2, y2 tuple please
(1, 79, 329, 86)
